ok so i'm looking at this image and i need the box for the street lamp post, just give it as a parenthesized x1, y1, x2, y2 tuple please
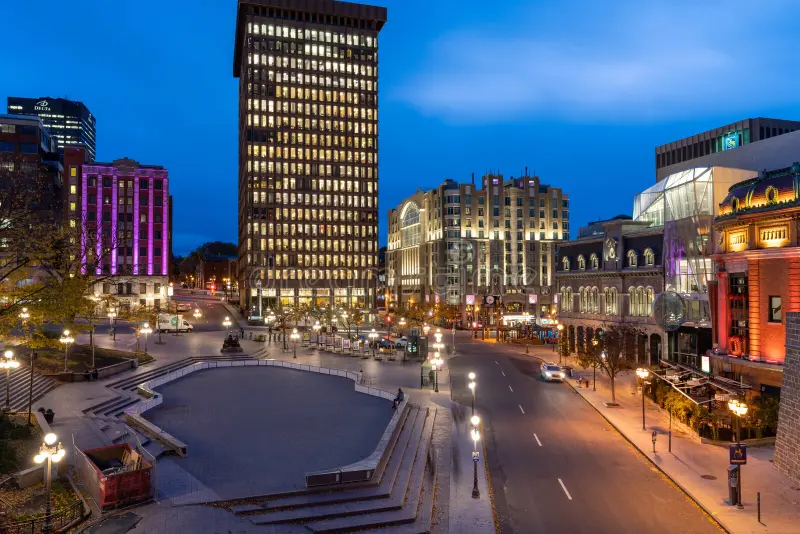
(108, 309, 117, 341)
(141, 323, 152, 355)
(431, 354, 443, 393)
(369, 328, 378, 358)
(1, 350, 20, 411)
(18, 308, 36, 425)
(471, 415, 481, 498)
(728, 399, 748, 509)
(636, 368, 650, 431)
(223, 316, 232, 340)
(591, 338, 599, 391)
(468, 371, 476, 416)
(59, 330, 74, 373)
(399, 318, 406, 338)
(556, 323, 564, 359)
(33, 432, 65, 534)
(291, 328, 300, 358)
(313, 321, 321, 349)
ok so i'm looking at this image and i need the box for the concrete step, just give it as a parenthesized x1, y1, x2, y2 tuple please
(107, 355, 257, 391)
(82, 395, 125, 414)
(248, 407, 428, 524)
(105, 359, 198, 390)
(375, 468, 437, 534)
(231, 404, 419, 515)
(9, 380, 58, 412)
(302, 409, 437, 533)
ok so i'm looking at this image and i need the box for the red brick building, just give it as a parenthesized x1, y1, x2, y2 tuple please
(710, 162, 800, 394)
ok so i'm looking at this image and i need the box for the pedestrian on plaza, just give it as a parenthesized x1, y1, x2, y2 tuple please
(392, 388, 404, 410)
(249, 331, 253, 340)
(83, 370, 91, 382)
(92, 367, 99, 381)
(240, 327, 245, 338)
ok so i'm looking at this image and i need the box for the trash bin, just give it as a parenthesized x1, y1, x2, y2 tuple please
(727, 465, 740, 505)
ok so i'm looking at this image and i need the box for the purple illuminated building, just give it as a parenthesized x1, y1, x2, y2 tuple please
(64, 147, 172, 310)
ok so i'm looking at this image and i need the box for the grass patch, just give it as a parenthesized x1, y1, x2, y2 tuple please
(0, 413, 42, 475)
(18, 345, 152, 374)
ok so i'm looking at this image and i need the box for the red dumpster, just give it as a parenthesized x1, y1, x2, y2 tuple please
(81, 444, 153, 509)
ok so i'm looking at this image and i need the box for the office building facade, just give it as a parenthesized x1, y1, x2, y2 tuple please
(7, 97, 96, 161)
(387, 174, 568, 324)
(233, 0, 387, 314)
(0, 114, 63, 220)
(655, 118, 800, 181)
(63, 147, 172, 310)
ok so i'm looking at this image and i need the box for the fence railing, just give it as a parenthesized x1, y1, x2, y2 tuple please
(1, 499, 83, 534)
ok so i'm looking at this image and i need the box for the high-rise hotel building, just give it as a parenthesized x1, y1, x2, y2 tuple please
(233, 0, 387, 313)
(7, 97, 96, 161)
(387, 174, 569, 324)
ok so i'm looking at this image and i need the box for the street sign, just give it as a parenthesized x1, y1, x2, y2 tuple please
(472, 451, 480, 462)
(730, 443, 747, 465)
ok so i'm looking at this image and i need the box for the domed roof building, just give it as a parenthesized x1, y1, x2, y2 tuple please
(711, 162, 800, 394)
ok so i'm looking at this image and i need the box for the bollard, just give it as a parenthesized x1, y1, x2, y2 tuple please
(757, 492, 761, 523)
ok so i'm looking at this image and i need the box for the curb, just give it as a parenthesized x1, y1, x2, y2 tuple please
(561, 372, 732, 534)
(485, 342, 733, 533)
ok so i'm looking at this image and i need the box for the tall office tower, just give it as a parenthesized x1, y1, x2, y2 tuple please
(7, 97, 97, 161)
(233, 0, 387, 315)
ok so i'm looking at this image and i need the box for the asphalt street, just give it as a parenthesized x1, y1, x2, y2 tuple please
(448, 334, 722, 534)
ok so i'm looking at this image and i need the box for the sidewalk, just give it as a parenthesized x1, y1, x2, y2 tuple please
(523, 345, 799, 534)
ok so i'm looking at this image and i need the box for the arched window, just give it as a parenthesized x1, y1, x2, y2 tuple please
(565, 287, 573, 312)
(603, 287, 610, 314)
(645, 287, 654, 316)
(629, 287, 637, 316)
(562, 257, 570, 271)
(609, 287, 618, 314)
(627, 250, 638, 268)
(591, 287, 599, 313)
(644, 248, 655, 266)
(637, 287, 646, 317)
(577, 255, 586, 270)
(590, 253, 599, 270)
(579, 287, 586, 313)
(400, 203, 421, 248)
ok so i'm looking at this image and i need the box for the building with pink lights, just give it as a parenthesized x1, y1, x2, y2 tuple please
(64, 146, 172, 310)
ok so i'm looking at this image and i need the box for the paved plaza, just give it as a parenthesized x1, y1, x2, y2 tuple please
(144, 366, 392, 498)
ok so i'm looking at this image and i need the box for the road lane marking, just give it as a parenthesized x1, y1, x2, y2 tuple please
(558, 478, 573, 500)
(518, 405, 525, 414)
(508, 385, 514, 393)
(494, 360, 498, 364)
(534, 433, 542, 446)
(501, 371, 506, 377)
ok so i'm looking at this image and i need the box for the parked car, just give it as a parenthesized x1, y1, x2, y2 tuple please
(378, 339, 394, 353)
(540, 362, 566, 382)
(176, 302, 191, 312)
(395, 337, 409, 349)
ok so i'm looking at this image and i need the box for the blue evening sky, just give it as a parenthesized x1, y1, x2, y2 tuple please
(2, 0, 799, 254)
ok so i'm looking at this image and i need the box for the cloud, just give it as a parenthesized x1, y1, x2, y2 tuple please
(396, 0, 800, 122)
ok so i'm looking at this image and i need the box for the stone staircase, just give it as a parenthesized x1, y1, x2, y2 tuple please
(219, 403, 438, 533)
(82, 354, 259, 456)
(1, 363, 59, 412)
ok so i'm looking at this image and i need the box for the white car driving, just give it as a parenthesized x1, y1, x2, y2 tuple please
(540, 362, 566, 382)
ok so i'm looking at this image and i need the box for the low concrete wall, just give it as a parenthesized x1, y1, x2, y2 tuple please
(48, 359, 137, 382)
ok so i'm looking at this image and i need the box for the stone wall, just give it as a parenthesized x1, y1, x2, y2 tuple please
(775, 312, 800, 484)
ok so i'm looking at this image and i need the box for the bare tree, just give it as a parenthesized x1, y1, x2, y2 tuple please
(575, 323, 645, 404)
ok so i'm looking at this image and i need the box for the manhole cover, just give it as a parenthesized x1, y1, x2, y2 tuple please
(701, 475, 717, 480)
